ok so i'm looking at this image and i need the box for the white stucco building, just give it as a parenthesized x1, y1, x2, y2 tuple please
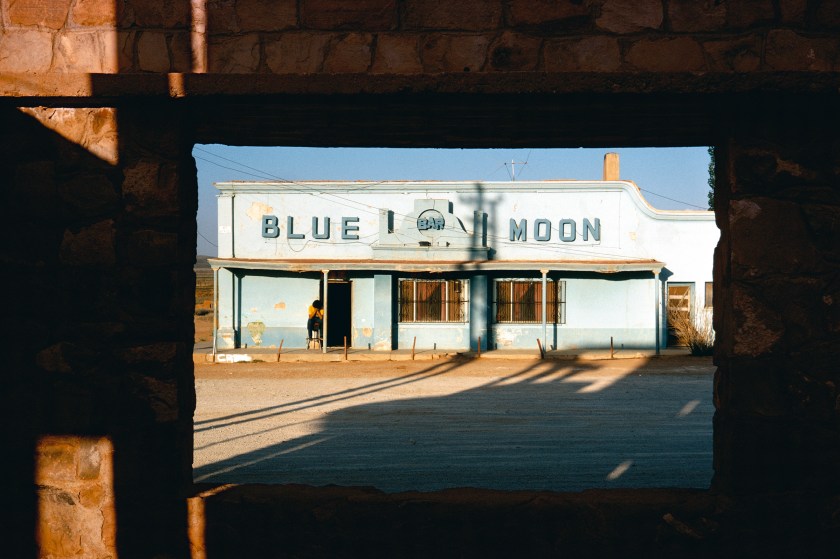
(209, 158, 717, 353)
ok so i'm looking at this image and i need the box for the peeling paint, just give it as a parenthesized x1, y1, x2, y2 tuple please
(362, 327, 372, 337)
(246, 321, 266, 347)
(274, 301, 286, 310)
(246, 201, 273, 222)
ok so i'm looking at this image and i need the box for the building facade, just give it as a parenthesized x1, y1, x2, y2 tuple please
(209, 173, 717, 353)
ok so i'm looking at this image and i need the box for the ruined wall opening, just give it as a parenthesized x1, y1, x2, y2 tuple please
(190, 144, 719, 493)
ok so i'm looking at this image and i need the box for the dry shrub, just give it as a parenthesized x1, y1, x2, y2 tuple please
(668, 305, 715, 356)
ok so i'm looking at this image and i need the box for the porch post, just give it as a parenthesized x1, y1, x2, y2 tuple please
(322, 269, 329, 353)
(540, 269, 548, 351)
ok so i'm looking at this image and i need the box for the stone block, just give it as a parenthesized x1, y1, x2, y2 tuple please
(54, 30, 116, 73)
(779, 0, 807, 24)
(138, 31, 171, 73)
(703, 35, 762, 73)
(421, 33, 490, 72)
(668, 0, 726, 32)
(9, 0, 71, 29)
(207, 0, 240, 33)
(625, 37, 706, 72)
(729, 197, 822, 277)
(238, 0, 297, 31)
(36, 436, 78, 484)
(766, 30, 838, 71)
(137, 375, 180, 422)
(208, 34, 261, 72)
(265, 32, 332, 73)
(126, 1, 190, 28)
(37, 486, 83, 557)
(814, 0, 840, 28)
(487, 32, 541, 71)
(323, 33, 373, 73)
(371, 34, 422, 73)
(19, 107, 119, 166)
(118, 342, 179, 365)
(302, 0, 395, 30)
(170, 31, 193, 72)
(0, 28, 54, 73)
(544, 36, 621, 72)
(122, 160, 178, 216)
(59, 219, 116, 266)
(506, 0, 591, 28)
(731, 284, 784, 358)
(35, 342, 88, 373)
(71, 0, 117, 26)
(118, 30, 136, 71)
(77, 439, 102, 480)
(79, 484, 105, 508)
(124, 230, 179, 266)
(403, 0, 502, 31)
(14, 160, 59, 215)
(596, 0, 662, 33)
(725, 0, 775, 28)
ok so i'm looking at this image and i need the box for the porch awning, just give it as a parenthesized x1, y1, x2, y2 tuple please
(208, 257, 664, 274)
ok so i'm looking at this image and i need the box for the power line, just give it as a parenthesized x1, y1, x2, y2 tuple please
(195, 146, 709, 259)
(197, 230, 217, 248)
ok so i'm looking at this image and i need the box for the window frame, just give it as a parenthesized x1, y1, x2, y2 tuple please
(398, 278, 468, 323)
(494, 278, 566, 325)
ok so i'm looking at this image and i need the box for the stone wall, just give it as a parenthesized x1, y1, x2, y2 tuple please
(2, 0, 839, 557)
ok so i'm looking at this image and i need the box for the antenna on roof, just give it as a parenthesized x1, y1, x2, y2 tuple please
(504, 159, 528, 181)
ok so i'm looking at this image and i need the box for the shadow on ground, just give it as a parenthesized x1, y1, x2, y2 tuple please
(193, 357, 714, 492)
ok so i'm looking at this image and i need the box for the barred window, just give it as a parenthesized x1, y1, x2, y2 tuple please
(399, 279, 467, 323)
(496, 280, 566, 324)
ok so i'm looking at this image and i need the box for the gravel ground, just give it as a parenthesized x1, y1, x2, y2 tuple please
(193, 356, 715, 493)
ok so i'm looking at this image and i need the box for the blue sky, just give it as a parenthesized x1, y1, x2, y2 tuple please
(194, 146, 712, 256)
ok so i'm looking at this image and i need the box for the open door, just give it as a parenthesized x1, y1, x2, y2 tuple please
(326, 281, 352, 347)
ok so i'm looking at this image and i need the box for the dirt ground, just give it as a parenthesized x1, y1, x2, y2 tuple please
(194, 356, 715, 493)
(195, 313, 213, 343)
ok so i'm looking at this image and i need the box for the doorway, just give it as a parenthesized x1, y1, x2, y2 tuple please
(326, 281, 352, 347)
(667, 282, 694, 346)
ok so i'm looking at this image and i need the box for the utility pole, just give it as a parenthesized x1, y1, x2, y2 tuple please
(505, 159, 528, 181)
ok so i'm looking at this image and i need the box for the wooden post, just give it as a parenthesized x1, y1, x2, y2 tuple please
(477, 336, 481, 358)
(411, 336, 416, 360)
(537, 338, 545, 359)
(610, 336, 614, 359)
(276, 339, 284, 362)
(344, 336, 348, 361)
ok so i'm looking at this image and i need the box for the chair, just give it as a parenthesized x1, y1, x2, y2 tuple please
(307, 325, 322, 349)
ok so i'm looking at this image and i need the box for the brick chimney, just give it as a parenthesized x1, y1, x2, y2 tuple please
(603, 152, 619, 181)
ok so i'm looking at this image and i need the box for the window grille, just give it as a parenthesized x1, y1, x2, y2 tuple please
(399, 279, 467, 322)
(495, 280, 566, 324)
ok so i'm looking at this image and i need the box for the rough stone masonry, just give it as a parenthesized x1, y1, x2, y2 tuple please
(2, 1, 839, 557)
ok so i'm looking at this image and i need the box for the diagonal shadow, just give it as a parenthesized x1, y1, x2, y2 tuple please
(194, 357, 714, 492)
(196, 357, 479, 432)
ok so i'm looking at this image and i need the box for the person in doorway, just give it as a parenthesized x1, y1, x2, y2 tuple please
(307, 300, 324, 347)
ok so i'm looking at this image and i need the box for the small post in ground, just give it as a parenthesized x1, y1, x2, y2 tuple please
(537, 338, 545, 359)
(477, 336, 481, 358)
(412, 336, 416, 360)
(610, 336, 614, 359)
(344, 336, 348, 361)
(276, 339, 284, 362)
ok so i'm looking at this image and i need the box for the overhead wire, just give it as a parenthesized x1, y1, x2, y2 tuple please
(196, 146, 707, 260)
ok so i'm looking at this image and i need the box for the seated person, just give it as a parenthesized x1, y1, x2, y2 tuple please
(307, 299, 324, 344)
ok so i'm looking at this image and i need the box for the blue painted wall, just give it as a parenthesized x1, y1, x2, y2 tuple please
(215, 271, 661, 351)
(492, 275, 657, 350)
(216, 271, 321, 349)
